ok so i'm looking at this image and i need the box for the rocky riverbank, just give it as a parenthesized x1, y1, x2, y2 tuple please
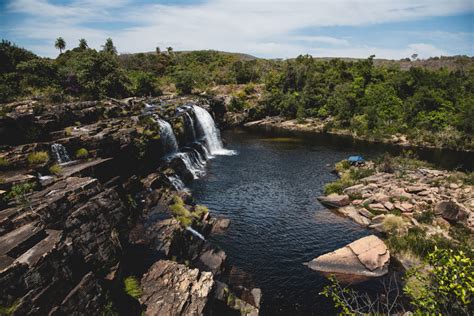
(312, 156, 473, 279)
(0, 96, 260, 315)
(243, 116, 473, 152)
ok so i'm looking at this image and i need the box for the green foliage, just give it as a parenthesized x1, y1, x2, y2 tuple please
(123, 277, 142, 299)
(5, 183, 35, 206)
(27, 151, 50, 165)
(324, 165, 374, 195)
(259, 55, 474, 150)
(169, 196, 209, 226)
(386, 226, 463, 259)
(75, 148, 89, 159)
(404, 248, 473, 315)
(55, 37, 66, 53)
(48, 164, 62, 175)
(334, 160, 351, 173)
(228, 96, 246, 112)
(194, 205, 209, 218)
(102, 38, 117, 55)
(169, 195, 193, 227)
(78, 39, 88, 50)
(0, 157, 10, 170)
(414, 210, 435, 224)
(128, 71, 161, 96)
(382, 214, 405, 233)
(174, 70, 194, 94)
(0, 300, 19, 316)
(320, 276, 358, 315)
(56, 48, 129, 99)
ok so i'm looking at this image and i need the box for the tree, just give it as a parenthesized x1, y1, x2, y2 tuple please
(129, 71, 160, 96)
(155, 46, 161, 54)
(55, 37, 66, 54)
(102, 38, 117, 54)
(174, 70, 193, 94)
(166, 46, 173, 55)
(411, 53, 418, 61)
(78, 38, 88, 50)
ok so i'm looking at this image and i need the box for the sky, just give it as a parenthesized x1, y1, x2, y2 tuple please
(0, 0, 473, 59)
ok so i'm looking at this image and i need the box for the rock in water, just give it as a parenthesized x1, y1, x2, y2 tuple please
(140, 260, 214, 316)
(305, 235, 389, 281)
(317, 194, 350, 208)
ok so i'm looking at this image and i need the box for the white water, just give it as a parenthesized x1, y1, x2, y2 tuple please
(183, 112, 197, 143)
(192, 105, 236, 156)
(177, 152, 206, 179)
(167, 175, 188, 192)
(51, 144, 71, 164)
(186, 226, 206, 241)
(156, 118, 179, 156)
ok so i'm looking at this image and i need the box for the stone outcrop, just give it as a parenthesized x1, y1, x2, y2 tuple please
(306, 235, 390, 281)
(140, 260, 214, 315)
(434, 200, 470, 223)
(317, 194, 351, 208)
(0, 96, 259, 315)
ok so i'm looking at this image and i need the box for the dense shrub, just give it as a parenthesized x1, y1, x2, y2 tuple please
(75, 148, 89, 159)
(27, 151, 49, 165)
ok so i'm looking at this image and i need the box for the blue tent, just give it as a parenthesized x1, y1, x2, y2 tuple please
(348, 156, 365, 164)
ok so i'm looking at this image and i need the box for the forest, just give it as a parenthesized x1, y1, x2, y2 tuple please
(1, 38, 473, 150)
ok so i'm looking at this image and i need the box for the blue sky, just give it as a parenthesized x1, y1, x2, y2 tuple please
(1, 0, 473, 59)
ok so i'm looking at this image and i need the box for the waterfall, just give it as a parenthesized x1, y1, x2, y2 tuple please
(156, 118, 179, 156)
(186, 226, 206, 241)
(177, 151, 206, 179)
(51, 144, 71, 164)
(167, 175, 188, 192)
(192, 105, 236, 156)
(183, 112, 197, 144)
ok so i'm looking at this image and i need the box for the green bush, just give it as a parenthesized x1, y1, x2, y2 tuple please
(5, 183, 35, 206)
(382, 214, 405, 233)
(27, 151, 49, 165)
(75, 148, 89, 159)
(123, 277, 142, 299)
(0, 157, 10, 170)
(174, 71, 194, 94)
(404, 248, 473, 315)
(194, 205, 209, 218)
(414, 210, 435, 224)
(48, 164, 62, 175)
(324, 181, 345, 195)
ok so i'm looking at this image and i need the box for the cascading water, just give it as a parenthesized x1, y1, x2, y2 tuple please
(156, 117, 179, 156)
(192, 105, 236, 156)
(177, 152, 206, 179)
(51, 144, 71, 164)
(185, 226, 206, 241)
(167, 175, 188, 192)
(183, 112, 197, 144)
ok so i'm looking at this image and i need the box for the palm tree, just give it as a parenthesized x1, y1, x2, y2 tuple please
(55, 37, 66, 54)
(78, 38, 88, 50)
(102, 38, 117, 54)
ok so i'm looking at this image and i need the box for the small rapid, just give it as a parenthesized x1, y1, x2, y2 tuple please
(51, 143, 71, 164)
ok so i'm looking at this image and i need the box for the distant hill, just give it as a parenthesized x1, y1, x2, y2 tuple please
(120, 50, 473, 71)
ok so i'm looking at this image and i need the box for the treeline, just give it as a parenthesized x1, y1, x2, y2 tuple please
(0, 39, 267, 102)
(254, 55, 474, 149)
(1, 39, 473, 149)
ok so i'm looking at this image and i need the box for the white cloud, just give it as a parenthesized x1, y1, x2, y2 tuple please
(5, 0, 473, 58)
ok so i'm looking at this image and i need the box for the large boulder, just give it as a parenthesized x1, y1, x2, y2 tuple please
(434, 200, 470, 223)
(317, 194, 350, 208)
(306, 235, 389, 281)
(140, 260, 214, 316)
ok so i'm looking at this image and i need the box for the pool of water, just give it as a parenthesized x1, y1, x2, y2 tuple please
(190, 128, 471, 315)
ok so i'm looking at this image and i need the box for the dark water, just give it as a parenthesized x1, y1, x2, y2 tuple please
(190, 128, 472, 315)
